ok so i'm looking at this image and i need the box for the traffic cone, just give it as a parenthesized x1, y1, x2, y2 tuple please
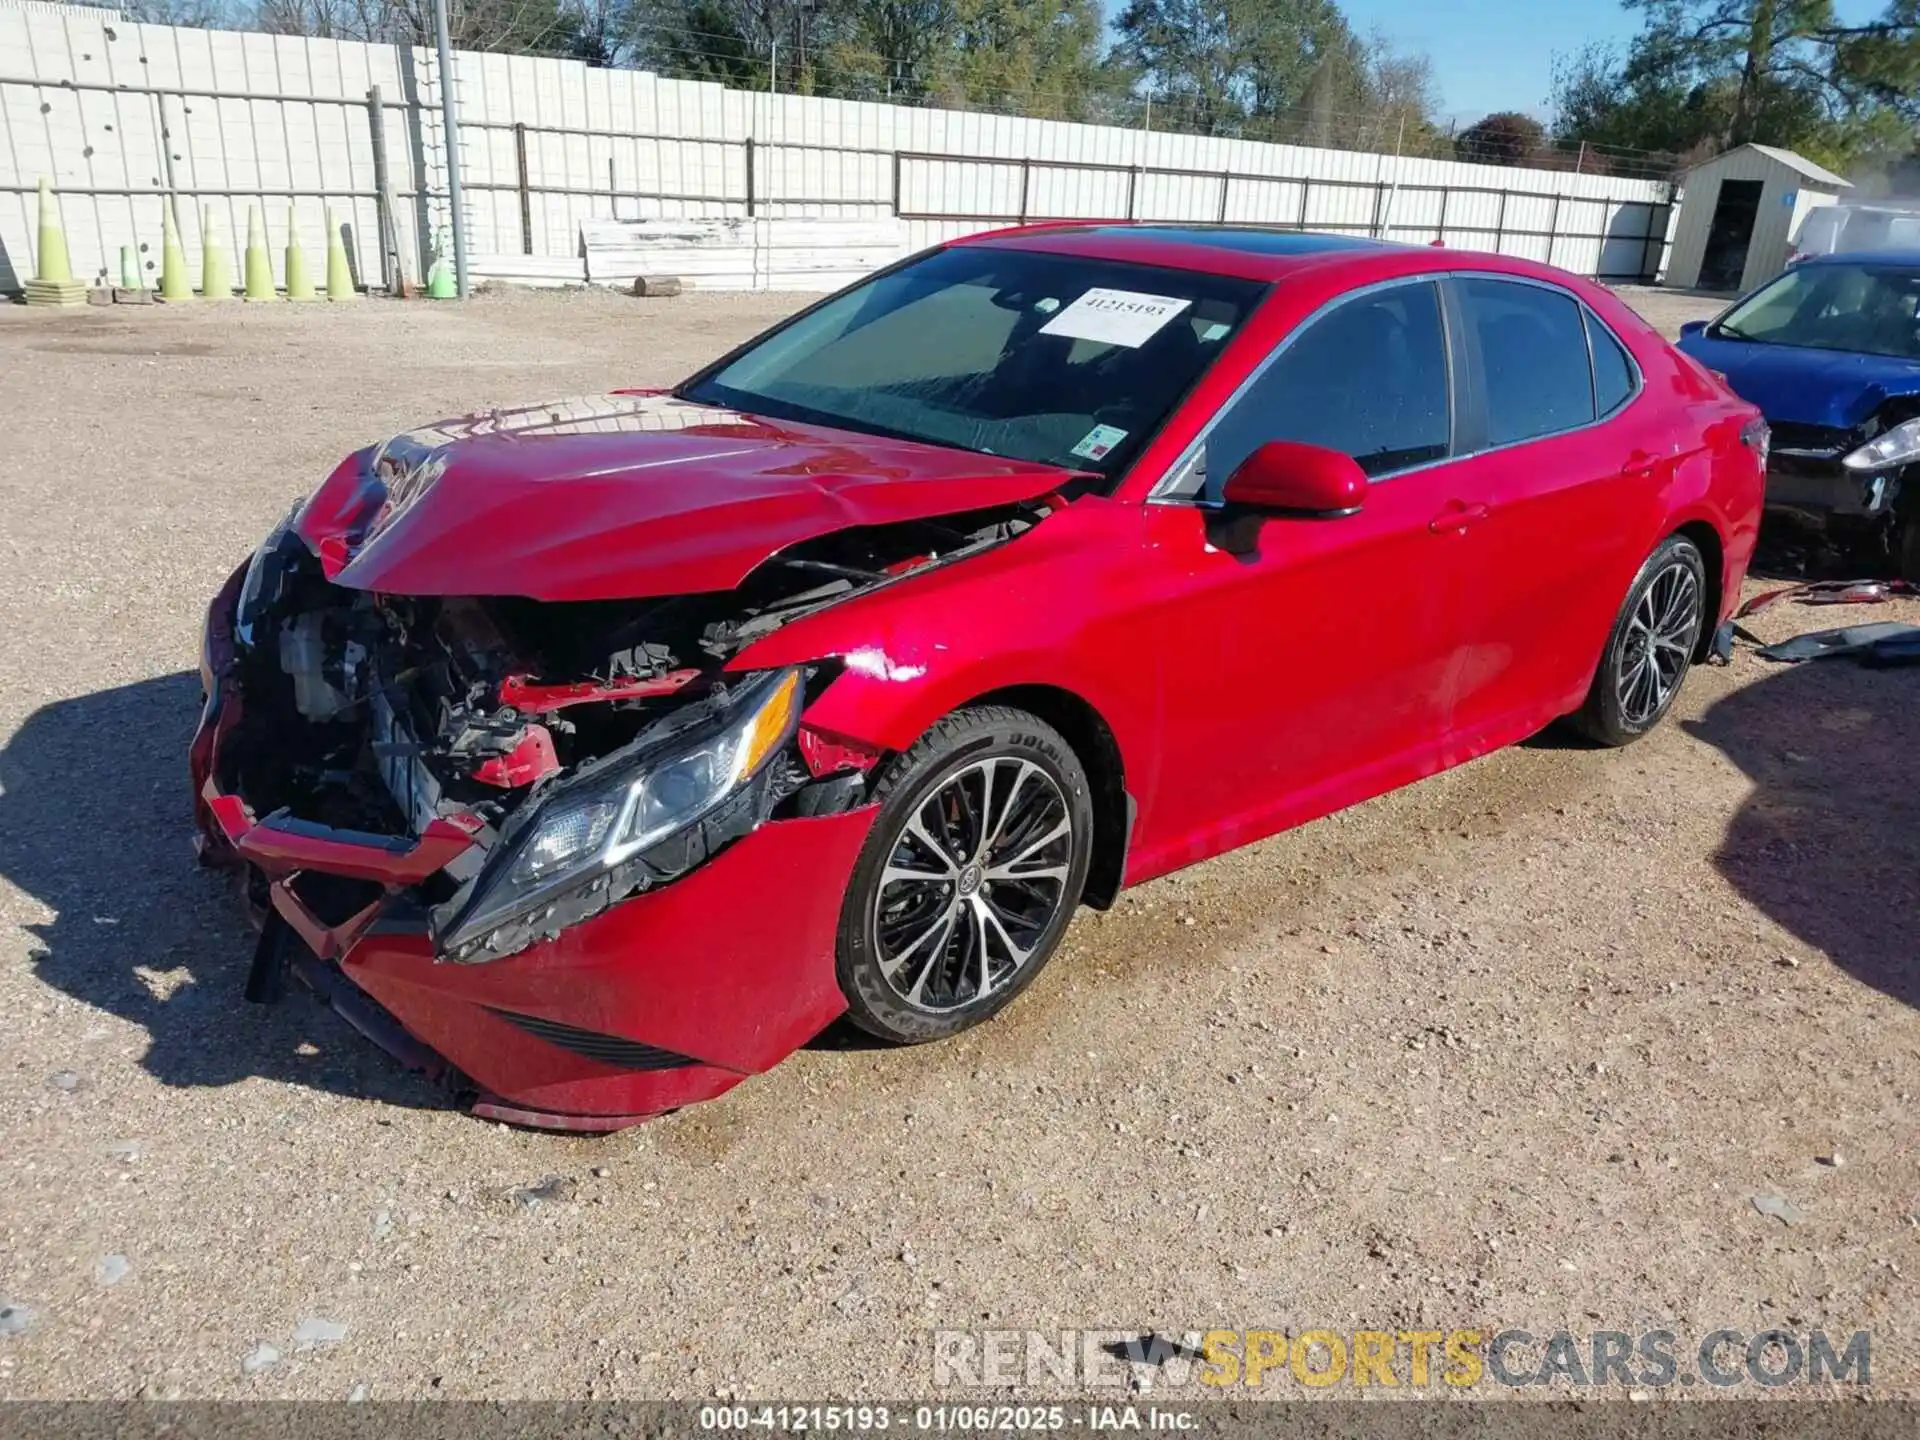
(24, 177, 86, 306)
(324, 207, 356, 301)
(158, 199, 192, 302)
(284, 205, 314, 301)
(112, 243, 151, 303)
(199, 204, 231, 299)
(242, 205, 274, 301)
(424, 226, 455, 299)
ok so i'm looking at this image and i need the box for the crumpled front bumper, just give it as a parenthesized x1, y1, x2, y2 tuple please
(191, 565, 874, 1130)
(1764, 454, 1903, 520)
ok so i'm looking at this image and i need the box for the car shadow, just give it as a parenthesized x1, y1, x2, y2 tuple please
(0, 672, 447, 1111)
(1684, 657, 1920, 1010)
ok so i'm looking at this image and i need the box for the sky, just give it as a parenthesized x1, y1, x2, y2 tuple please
(1337, 0, 1886, 126)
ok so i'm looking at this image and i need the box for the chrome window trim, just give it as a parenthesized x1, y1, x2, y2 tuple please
(1149, 269, 1646, 506)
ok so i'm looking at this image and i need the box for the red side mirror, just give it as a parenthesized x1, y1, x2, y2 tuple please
(1221, 441, 1367, 517)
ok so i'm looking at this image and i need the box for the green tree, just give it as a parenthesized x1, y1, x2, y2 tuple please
(623, 0, 846, 87)
(1456, 110, 1547, 165)
(1552, 1, 1920, 173)
(1111, 0, 1369, 138)
(1359, 32, 1449, 156)
(932, 0, 1116, 119)
(819, 0, 961, 101)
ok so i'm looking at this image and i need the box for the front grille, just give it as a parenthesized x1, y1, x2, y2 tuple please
(483, 1007, 701, 1071)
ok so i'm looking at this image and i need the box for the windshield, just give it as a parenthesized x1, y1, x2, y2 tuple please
(1715, 261, 1920, 360)
(681, 246, 1268, 475)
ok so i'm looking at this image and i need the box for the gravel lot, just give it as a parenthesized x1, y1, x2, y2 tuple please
(1, 281, 1916, 1402)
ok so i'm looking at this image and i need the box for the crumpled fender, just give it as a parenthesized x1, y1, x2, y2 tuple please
(729, 495, 1163, 791)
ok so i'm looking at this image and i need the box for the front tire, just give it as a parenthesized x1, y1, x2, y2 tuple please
(836, 706, 1094, 1045)
(1570, 534, 1707, 747)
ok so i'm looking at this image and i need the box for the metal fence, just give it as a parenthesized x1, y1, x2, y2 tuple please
(434, 115, 1672, 282)
(0, 19, 1676, 294)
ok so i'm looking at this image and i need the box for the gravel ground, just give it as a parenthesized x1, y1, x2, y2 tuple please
(1, 281, 1916, 1402)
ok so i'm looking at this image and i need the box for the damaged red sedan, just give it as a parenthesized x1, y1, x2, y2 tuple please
(193, 226, 1765, 1129)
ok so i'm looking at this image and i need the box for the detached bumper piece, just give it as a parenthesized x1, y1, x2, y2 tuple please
(1755, 620, 1920, 667)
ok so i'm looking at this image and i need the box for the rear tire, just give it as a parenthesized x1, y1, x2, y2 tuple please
(1569, 534, 1707, 747)
(835, 706, 1093, 1045)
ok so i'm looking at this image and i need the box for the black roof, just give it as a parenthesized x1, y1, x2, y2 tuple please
(1076, 225, 1388, 256)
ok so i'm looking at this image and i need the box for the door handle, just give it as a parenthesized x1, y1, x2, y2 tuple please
(1429, 501, 1489, 534)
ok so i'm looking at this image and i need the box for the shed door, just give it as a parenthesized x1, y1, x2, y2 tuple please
(1701, 179, 1765, 290)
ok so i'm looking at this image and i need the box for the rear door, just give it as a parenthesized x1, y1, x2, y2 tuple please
(1436, 275, 1667, 741)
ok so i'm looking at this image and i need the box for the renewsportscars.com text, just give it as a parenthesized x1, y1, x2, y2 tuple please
(932, 1328, 1871, 1389)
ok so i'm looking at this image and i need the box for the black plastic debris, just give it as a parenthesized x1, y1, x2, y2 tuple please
(1757, 621, 1920, 666)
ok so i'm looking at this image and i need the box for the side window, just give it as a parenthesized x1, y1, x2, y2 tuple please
(1459, 277, 1595, 445)
(1205, 281, 1451, 491)
(1587, 312, 1637, 417)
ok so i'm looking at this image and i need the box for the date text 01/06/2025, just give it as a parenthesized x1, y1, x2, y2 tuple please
(697, 1405, 1199, 1432)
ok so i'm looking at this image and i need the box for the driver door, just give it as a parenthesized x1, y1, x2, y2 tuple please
(1135, 279, 1493, 866)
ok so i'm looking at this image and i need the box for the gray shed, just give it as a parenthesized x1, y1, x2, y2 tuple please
(1664, 144, 1851, 293)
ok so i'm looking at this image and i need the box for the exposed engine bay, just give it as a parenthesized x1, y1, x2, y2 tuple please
(215, 500, 1046, 963)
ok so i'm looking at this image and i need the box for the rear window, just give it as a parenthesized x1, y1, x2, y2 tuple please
(1588, 315, 1637, 417)
(1459, 277, 1596, 445)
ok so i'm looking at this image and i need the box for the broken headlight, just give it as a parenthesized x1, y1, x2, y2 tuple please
(1844, 417, 1920, 471)
(438, 668, 802, 958)
(233, 502, 305, 651)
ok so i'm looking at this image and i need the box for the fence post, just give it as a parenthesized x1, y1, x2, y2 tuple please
(1126, 165, 1139, 221)
(513, 122, 533, 255)
(1436, 187, 1449, 244)
(1017, 158, 1031, 225)
(1216, 174, 1231, 224)
(890, 149, 901, 217)
(431, 0, 470, 297)
(1295, 180, 1310, 231)
(1546, 192, 1562, 268)
(1494, 190, 1508, 256)
(367, 86, 396, 292)
(745, 136, 756, 216)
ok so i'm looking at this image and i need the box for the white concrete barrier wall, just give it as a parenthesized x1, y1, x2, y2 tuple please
(0, 5, 1674, 294)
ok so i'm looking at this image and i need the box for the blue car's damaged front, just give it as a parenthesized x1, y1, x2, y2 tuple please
(1676, 251, 1920, 575)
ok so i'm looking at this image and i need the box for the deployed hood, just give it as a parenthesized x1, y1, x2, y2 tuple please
(295, 392, 1075, 601)
(1677, 333, 1920, 430)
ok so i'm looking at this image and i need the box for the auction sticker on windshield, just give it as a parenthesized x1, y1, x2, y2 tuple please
(1071, 424, 1129, 461)
(1041, 288, 1192, 348)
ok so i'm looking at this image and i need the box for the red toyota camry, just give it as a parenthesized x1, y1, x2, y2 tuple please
(192, 225, 1765, 1129)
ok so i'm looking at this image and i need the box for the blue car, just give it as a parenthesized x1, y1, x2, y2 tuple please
(1676, 251, 1920, 577)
